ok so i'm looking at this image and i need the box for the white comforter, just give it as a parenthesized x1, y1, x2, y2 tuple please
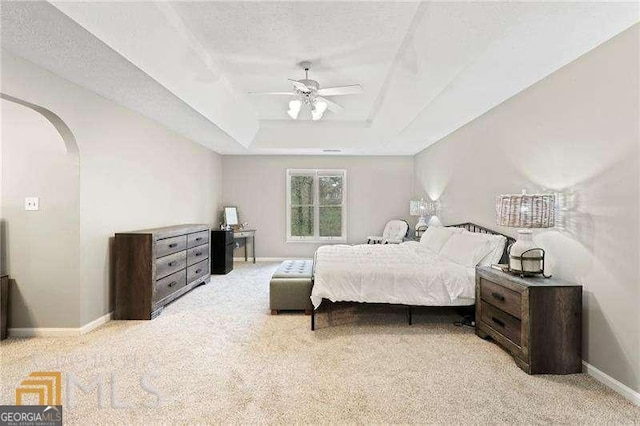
(311, 242, 475, 309)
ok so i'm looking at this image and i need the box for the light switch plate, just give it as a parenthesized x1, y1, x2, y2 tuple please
(25, 197, 39, 211)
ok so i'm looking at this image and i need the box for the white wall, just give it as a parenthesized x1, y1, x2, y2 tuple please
(1, 50, 223, 327)
(222, 156, 414, 259)
(414, 25, 639, 394)
(1, 99, 81, 327)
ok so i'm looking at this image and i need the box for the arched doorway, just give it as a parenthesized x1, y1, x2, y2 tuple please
(1, 95, 81, 329)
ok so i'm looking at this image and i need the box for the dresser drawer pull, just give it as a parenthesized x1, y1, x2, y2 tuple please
(195, 269, 202, 274)
(168, 281, 177, 288)
(195, 237, 203, 241)
(195, 252, 202, 257)
(491, 317, 505, 328)
(168, 243, 178, 248)
(168, 262, 176, 267)
(491, 292, 505, 302)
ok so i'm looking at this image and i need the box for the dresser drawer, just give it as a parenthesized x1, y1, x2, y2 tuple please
(480, 301, 522, 347)
(187, 244, 209, 266)
(155, 235, 187, 258)
(480, 278, 522, 319)
(187, 259, 208, 283)
(156, 251, 186, 279)
(154, 269, 186, 303)
(187, 231, 209, 248)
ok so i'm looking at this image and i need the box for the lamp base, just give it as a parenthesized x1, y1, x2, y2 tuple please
(507, 230, 551, 278)
(415, 216, 427, 230)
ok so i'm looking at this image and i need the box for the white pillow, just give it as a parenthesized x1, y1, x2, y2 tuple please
(480, 235, 507, 265)
(440, 233, 493, 267)
(459, 231, 507, 266)
(420, 226, 454, 252)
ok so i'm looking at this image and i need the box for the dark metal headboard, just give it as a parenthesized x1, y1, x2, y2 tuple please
(448, 222, 515, 264)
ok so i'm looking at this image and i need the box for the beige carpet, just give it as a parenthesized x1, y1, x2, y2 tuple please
(1, 262, 639, 424)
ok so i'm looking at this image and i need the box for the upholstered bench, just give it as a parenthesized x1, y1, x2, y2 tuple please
(269, 260, 313, 315)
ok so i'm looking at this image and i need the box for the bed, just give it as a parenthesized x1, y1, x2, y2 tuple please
(310, 223, 514, 330)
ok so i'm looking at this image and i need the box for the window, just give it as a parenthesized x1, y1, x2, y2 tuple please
(286, 169, 347, 242)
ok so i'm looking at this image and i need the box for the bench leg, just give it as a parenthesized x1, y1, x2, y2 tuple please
(311, 309, 315, 331)
(271, 309, 279, 315)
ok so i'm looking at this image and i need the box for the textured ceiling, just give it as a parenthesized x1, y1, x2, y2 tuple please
(0, 1, 245, 154)
(170, 1, 418, 122)
(2, 1, 639, 155)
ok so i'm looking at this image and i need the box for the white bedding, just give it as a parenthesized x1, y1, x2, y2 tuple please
(311, 241, 476, 309)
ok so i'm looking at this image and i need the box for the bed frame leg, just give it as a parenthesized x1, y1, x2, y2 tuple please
(408, 306, 412, 325)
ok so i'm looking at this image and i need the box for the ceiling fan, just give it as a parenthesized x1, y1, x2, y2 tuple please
(249, 61, 363, 121)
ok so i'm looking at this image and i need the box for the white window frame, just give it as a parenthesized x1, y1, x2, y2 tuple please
(286, 169, 347, 243)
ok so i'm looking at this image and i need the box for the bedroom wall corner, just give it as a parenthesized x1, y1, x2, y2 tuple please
(412, 24, 640, 395)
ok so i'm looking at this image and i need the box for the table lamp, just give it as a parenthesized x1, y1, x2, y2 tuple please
(496, 191, 555, 277)
(409, 198, 429, 231)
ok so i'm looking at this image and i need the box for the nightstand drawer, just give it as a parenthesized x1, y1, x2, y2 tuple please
(480, 278, 522, 319)
(480, 301, 521, 346)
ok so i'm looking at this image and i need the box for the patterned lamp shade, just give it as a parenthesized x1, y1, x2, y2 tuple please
(410, 200, 435, 216)
(496, 193, 555, 228)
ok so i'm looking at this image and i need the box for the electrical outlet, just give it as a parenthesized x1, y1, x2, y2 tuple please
(25, 197, 39, 211)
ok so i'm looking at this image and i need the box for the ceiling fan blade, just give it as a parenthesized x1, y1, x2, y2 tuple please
(288, 78, 311, 92)
(247, 91, 293, 96)
(317, 85, 363, 96)
(317, 96, 343, 113)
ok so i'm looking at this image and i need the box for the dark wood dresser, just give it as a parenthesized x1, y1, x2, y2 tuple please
(115, 224, 211, 319)
(475, 267, 582, 375)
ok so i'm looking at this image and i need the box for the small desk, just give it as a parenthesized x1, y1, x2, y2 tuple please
(234, 229, 256, 263)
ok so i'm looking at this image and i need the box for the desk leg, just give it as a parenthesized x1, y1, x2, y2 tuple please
(244, 237, 248, 262)
(252, 235, 256, 264)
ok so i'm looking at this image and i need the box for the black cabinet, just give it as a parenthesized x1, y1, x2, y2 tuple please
(211, 230, 234, 274)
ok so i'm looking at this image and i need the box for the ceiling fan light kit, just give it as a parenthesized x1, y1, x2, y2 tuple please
(250, 61, 363, 121)
(287, 100, 302, 119)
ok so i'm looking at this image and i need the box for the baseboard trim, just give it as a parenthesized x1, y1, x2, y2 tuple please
(233, 257, 313, 262)
(8, 327, 81, 337)
(80, 312, 113, 334)
(8, 312, 113, 338)
(583, 361, 640, 406)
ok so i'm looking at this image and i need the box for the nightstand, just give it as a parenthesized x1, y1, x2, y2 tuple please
(475, 267, 582, 375)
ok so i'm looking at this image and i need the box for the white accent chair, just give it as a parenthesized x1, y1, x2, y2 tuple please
(367, 220, 409, 244)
